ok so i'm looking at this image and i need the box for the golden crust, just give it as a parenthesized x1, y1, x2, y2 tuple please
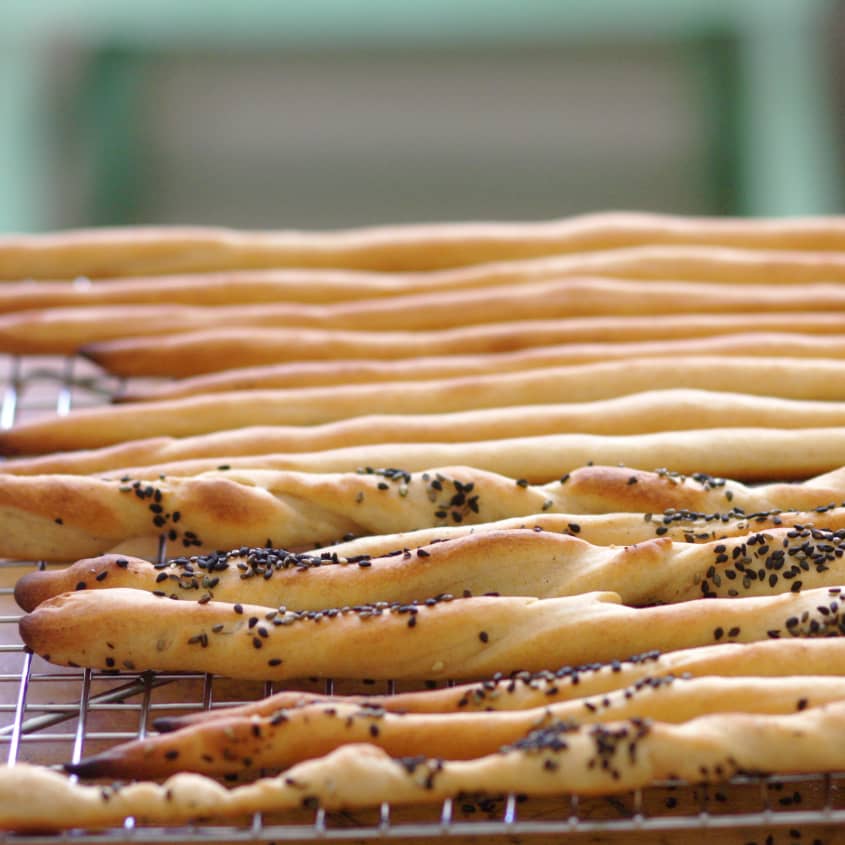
(3, 463, 845, 561)
(108, 312, 845, 398)
(18, 585, 845, 681)
(157, 639, 845, 728)
(16, 524, 845, 613)
(6, 356, 845, 453)
(5, 214, 845, 278)
(8, 389, 845, 475)
(7, 278, 845, 356)
(6, 703, 845, 829)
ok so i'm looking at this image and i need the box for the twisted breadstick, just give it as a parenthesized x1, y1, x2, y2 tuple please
(157, 639, 845, 728)
(6, 703, 845, 829)
(19, 585, 845, 681)
(9, 278, 845, 356)
(17, 524, 845, 613)
(67, 675, 845, 779)
(111, 313, 845, 400)
(8, 213, 845, 278)
(2, 463, 845, 561)
(6, 356, 845, 453)
(8, 704, 845, 830)
(10, 389, 845, 476)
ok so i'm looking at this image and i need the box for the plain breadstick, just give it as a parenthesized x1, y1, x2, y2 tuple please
(2, 463, 845, 561)
(16, 525, 845, 613)
(8, 703, 845, 828)
(113, 313, 845, 399)
(9, 278, 845, 356)
(157, 639, 845, 728)
(100, 428, 845, 484)
(19, 585, 845, 680)
(66, 675, 845, 779)
(10, 389, 845, 476)
(105, 332, 845, 397)
(7, 356, 845, 453)
(7, 213, 845, 278)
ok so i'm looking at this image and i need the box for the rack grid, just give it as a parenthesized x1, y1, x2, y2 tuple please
(1, 354, 844, 843)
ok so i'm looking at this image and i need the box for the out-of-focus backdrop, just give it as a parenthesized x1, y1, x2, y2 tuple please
(1, 0, 843, 232)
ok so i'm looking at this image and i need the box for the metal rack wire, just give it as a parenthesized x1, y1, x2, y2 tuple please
(1, 354, 845, 842)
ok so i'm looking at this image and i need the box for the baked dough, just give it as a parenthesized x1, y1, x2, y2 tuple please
(6, 213, 845, 277)
(6, 356, 845, 452)
(18, 585, 845, 680)
(5, 703, 845, 829)
(9, 389, 845, 475)
(8, 278, 845, 356)
(319, 507, 845, 559)
(109, 313, 845, 400)
(157, 638, 845, 727)
(3, 463, 845, 561)
(93, 428, 845, 483)
(16, 524, 845, 612)
(104, 332, 845, 398)
(65, 675, 845, 779)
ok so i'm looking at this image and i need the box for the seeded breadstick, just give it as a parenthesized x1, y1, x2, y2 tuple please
(10, 389, 845, 476)
(158, 639, 845, 728)
(100, 428, 845, 484)
(68, 675, 845, 780)
(16, 525, 845, 613)
(106, 332, 845, 398)
(8, 278, 845, 356)
(9, 213, 845, 278)
(319, 508, 845, 559)
(7, 356, 845, 454)
(2, 463, 845, 561)
(19, 586, 845, 680)
(8, 702, 845, 830)
(113, 313, 845, 400)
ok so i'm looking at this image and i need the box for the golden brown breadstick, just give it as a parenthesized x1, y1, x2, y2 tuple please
(2, 463, 845, 562)
(112, 313, 845, 399)
(8, 702, 845, 830)
(110, 332, 845, 398)
(67, 675, 845, 779)
(19, 585, 845, 680)
(10, 389, 845, 476)
(8, 277, 845, 356)
(7, 356, 845, 453)
(8, 213, 845, 278)
(16, 524, 845, 613)
(99, 428, 845, 484)
(157, 639, 845, 728)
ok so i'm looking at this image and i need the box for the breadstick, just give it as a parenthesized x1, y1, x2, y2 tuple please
(111, 313, 845, 400)
(98, 428, 845, 484)
(319, 508, 845, 559)
(9, 278, 845, 356)
(157, 639, 845, 728)
(10, 389, 845, 476)
(19, 585, 845, 680)
(6, 703, 845, 829)
(109, 332, 845, 399)
(2, 463, 844, 561)
(66, 675, 845, 780)
(16, 524, 845, 613)
(6, 356, 845, 453)
(5, 214, 845, 278)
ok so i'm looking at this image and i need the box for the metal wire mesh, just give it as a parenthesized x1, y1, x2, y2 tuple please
(1, 354, 845, 842)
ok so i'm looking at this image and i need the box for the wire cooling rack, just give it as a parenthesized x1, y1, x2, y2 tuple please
(2, 355, 845, 843)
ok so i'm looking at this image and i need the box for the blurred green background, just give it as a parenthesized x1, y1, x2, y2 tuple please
(1, 0, 843, 232)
